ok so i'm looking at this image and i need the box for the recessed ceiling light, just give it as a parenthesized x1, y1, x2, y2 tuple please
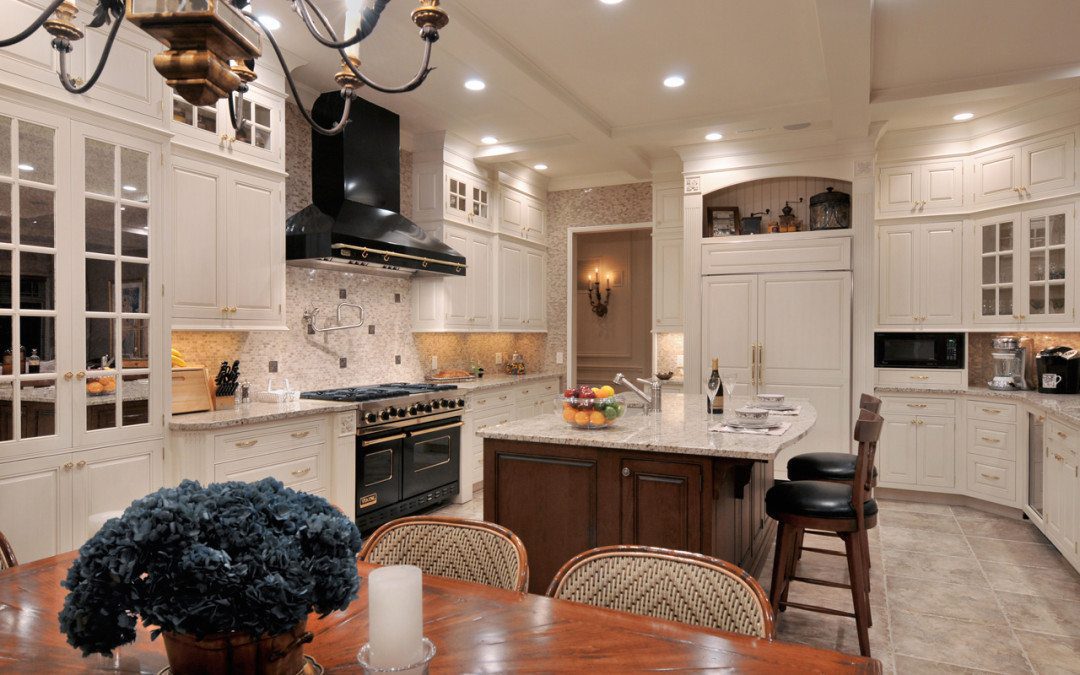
(122, 185, 137, 192)
(480, 136, 498, 145)
(663, 75, 685, 88)
(17, 163, 33, 172)
(464, 79, 486, 91)
(952, 112, 974, 121)
(599, 0, 624, 4)
(533, 163, 548, 171)
(704, 132, 722, 141)
(258, 15, 281, 31)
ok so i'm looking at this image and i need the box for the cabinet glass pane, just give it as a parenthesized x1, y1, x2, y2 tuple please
(1000, 287, 1013, 315)
(20, 379, 55, 438)
(1030, 250, 1047, 282)
(1030, 285, 1045, 314)
(0, 316, 9, 360)
(121, 373, 149, 427)
(0, 183, 9, 243)
(86, 371, 116, 430)
(0, 251, 9, 308)
(0, 382, 10, 441)
(121, 263, 149, 313)
(981, 225, 995, 253)
(86, 317, 114, 368)
(20, 252, 53, 310)
(20, 316, 55, 373)
(20, 186, 54, 247)
(1049, 283, 1066, 314)
(999, 254, 1012, 283)
(121, 319, 148, 362)
(1029, 217, 1046, 248)
(235, 123, 250, 144)
(1050, 214, 1066, 246)
(18, 122, 54, 185)
(85, 259, 114, 312)
(120, 206, 148, 258)
(85, 139, 114, 196)
(172, 97, 193, 125)
(999, 223, 1012, 251)
(254, 104, 270, 127)
(981, 288, 996, 316)
(197, 107, 216, 132)
(981, 256, 995, 284)
(0, 116, 10, 177)
(85, 198, 114, 254)
(254, 127, 270, 149)
(1049, 249, 1065, 281)
(120, 148, 148, 204)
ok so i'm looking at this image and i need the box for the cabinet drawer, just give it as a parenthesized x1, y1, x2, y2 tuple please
(514, 378, 560, 404)
(1046, 418, 1080, 452)
(875, 368, 965, 388)
(966, 419, 1017, 461)
(472, 405, 515, 437)
(880, 396, 956, 417)
(468, 389, 514, 412)
(214, 418, 328, 463)
(214, 445, 328, 492)
(965, 455, 1016, 504)
(966, 400, 1017, 423)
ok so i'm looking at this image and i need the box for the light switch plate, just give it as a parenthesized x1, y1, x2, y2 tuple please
(495, 352, 503, 365)
(430, 355, 438, 370)
(676, 354, 684, 367)
(556, 351, 564, 364)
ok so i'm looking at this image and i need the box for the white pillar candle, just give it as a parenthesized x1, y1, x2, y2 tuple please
(368, 565, 424, 669)
(343, 0, 363, 59)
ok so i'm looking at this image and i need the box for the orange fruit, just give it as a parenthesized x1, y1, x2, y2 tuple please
(574, 411, 591, 426)
(102, 380, 116, 392)
(589, 411, 606, 426)
(86, 381, 104, 394)
(563, 407, 576, 423)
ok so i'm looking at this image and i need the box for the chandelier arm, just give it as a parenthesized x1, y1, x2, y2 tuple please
(227, 86, 248, 132)
(56, 14, 123, 94)
(255, 17, 354, 136)
(0, 0, 66, 48)
(292, 0, 388, 50)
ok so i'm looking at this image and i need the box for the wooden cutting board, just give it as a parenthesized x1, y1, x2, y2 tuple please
(171, 366, 213, 414)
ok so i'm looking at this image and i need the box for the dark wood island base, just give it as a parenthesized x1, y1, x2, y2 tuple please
(483, 439, 775, 594)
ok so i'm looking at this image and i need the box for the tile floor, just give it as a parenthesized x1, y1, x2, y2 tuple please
(432, 494, 1080, 674)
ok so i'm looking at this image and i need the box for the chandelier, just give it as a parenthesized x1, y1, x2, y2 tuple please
(0, 0, 448, 136)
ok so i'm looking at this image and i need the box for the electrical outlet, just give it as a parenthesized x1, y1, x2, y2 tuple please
(676, 354, 684, 367)
(394, 293, 401, 303)
(556, 351, 564, 365)
(368, 325, 375, 334)
(339, 357, 347, 368)
(268, 361, 278, 373)
(395, 355, 401, 365)
(339, 288, 347, 299)
(430, 355, 438, 370)
(495, 352, 503, 365)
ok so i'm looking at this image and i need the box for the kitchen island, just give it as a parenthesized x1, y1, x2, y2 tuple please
(479, 394, 816, 593)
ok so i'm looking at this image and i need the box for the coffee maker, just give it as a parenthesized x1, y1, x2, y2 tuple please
(988, 336, 1035, 390)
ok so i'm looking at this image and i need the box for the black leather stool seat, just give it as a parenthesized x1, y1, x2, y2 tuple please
(766, 480, 878, 520)
(787, 452, 879, 482)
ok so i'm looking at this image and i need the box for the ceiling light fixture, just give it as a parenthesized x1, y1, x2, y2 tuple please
(663, 75, 685, 88)
(599, 0, 624, 4)
(704, 132, 722, 141)
(953, 112, 975, 121)
(17, 164, 33, 172)
(0, 0, 449, 137)
(533, 163, 548, 170)
(481, 136, 498, 145)
(464, 78, 486, 91)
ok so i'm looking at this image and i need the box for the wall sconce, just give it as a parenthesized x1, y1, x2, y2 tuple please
(588, 268, 611, 317)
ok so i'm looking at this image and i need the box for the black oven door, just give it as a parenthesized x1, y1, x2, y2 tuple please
(401, 418, 461, 499)
(356, 431, 404, 518)
(874, 332, 963, 369)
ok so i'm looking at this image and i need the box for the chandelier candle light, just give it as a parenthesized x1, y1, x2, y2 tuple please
(0, 0, 448, 136)
(588, 267, 612, 317)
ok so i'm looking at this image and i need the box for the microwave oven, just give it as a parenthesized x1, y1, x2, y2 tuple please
(874, 332, 965, 369)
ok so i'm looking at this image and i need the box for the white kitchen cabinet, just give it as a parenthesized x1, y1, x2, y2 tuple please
(702, 271, 851, 476)
(1022, 133, 1075, 199)
(877, 161, 963, 215)
(916, 416, 956, 488)
(170, 86, 286, 171)
(876, 221, 963, 327)
(653, 231, 684, 330)
(973, 147, 1021, 206)
(70, 441, 163, 543)
(1044, 419, 1080, 561)
(877, 402, 956, 491)
(498, 186, 545, 243)
(973, 205, 1074, 327)
(413, 162, 492, 231)
(170, 154, 286, 330)
(880, 416, 917, 485)
(653, 183, 684, 231)
(525, 198, 546, 243)
(412, 227, 495, 332)
(497, 239, 546, 331)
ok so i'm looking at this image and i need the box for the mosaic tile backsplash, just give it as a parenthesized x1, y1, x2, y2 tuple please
(656, 332, 685, 381)
(968, 332, 1080, 386)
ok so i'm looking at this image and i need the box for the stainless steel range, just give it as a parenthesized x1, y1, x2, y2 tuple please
(301, 383, 465, 532)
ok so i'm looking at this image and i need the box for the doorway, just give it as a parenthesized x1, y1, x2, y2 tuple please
(569, 226, 653, 389)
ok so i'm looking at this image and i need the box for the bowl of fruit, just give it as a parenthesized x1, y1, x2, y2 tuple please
(559, 385, 627, 429)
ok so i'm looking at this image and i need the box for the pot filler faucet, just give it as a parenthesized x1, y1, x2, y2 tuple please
(613, 373, 663, 414)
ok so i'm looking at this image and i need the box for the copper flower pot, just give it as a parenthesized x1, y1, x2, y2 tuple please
(161, 618, 312, 675)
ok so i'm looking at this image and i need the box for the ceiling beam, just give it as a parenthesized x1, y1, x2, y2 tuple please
(814, 0, 872, 141)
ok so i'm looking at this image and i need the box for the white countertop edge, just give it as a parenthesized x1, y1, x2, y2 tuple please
(169, 400, 358, 431)
(875, 385, 1080, 426)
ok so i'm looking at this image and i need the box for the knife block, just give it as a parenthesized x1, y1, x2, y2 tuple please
(214, 395, 236, 411)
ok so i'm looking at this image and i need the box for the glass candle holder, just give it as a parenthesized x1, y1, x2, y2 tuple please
(357, 637, 436, 675)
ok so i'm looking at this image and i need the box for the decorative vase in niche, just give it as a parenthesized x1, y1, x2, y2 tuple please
(809, 186, 851, 230)
(161, 620, 313, 675)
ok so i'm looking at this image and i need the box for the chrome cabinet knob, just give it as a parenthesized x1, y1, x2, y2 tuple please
(621, 467, 631, 477)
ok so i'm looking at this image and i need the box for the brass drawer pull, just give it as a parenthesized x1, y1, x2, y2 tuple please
(982, 408, 1002, 414)
(408, 421, 464, 437)
(906, 403, 927, 408)
(235, 439, 258, 448)
(362, 433, 406, 447)
(1054, 453, 1065, 461)
(477, 398, 487, 405)
(62, 462, 74, 470)
(980, 437, 1000, 443)
(291, 431, 310, 439)
(291, 467, 311, 477)
(1058, 431, 1068, 439)
(979, 473, 1000, 481)
(910, 375, 930, 380)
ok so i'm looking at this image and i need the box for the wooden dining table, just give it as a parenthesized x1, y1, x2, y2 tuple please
(0, 552, 880, 673)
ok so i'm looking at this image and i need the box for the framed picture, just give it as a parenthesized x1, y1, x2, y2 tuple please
(705, 206, 741, 237)
(121, 281, 146, 314)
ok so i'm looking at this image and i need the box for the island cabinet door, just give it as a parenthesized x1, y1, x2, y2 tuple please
(619, 458, 703, 553)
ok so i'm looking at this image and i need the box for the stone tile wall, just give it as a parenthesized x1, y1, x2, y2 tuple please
(968, 332, 1080, 386)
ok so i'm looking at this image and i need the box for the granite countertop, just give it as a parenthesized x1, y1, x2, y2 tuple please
(452, 371, 564, 393)
(7, 378, 150, 404)
(170, 399, 358, 431)
(875, 385, 1080, 426)
(478, 393, 817, 460)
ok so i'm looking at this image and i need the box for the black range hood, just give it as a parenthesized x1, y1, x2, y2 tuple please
(285, 93, 465, 277)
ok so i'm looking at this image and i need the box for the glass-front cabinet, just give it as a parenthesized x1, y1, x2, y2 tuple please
(975, 205, 1074, 326)
(169, 86, 284, 169)
(0, 102, 162, 459)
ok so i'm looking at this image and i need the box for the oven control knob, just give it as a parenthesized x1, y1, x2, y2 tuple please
(396, 408, 407, 418)
(431, 399, 441, 409)
(446, 399, 457, 409)
(423, 403, 433, 413)
(364, 412, 377, 424)
(379, 409, 391, 421)
(457, 398, 466, 408)
(408, 405, 419, 415)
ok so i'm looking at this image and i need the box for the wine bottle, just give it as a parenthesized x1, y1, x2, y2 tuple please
(707, 358, 723, 414)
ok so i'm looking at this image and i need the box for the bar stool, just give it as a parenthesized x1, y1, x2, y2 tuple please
(765, 409, 882, 657)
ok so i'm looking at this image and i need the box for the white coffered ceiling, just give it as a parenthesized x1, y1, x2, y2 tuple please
(262, 0, 1080, 185)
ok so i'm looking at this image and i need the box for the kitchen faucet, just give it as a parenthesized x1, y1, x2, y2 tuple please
(613, 373, 663, 414)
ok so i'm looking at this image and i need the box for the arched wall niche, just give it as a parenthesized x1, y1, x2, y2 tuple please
(701, 176, 852, 236)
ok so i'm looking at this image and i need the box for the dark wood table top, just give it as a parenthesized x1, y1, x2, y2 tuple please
(0, 552, 881, 673)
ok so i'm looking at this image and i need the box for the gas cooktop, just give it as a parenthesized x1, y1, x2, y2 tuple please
(300, 382, 458, 402)
(301, 382, 465, 428)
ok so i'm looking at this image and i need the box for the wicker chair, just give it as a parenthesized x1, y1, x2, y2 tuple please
(0, 530, 17, 570)
(359, 516, 529, 592)
(546, 545, 775, 639)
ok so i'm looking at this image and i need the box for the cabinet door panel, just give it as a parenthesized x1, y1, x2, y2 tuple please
(71, 442, 162, 544)
(879, 165, 919, 213)
(921, 161, 964, 210)
(525, 198, 545, 242)
(227, 171, 283, 323)
(524, 247, 546, 328)
(701, 276, 756, 398)
(1023, 133, 1075, 197)
(467, 233, 493, 326)
(171, 160, 227, 320)
(1021, 206, 1073, 324)
(653, 235, 683, 328)
(500, 190, 525, 237)
(973, 215, 1019, 324)
(921, 222, 963, 324)
(498, 241, 524, 328)
(442, 226, 470, 326)
(877, 225, 918, 324)
(880, 418, 918, 485)
(916, 417, 955, 488)
(974, 149, 1020, 205)
(0, 454, 72, 563)
(620, 458, 701, 552)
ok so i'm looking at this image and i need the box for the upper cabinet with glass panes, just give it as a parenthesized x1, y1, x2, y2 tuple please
(412, 160, 494, 232)
(170, 86, 285, 170)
